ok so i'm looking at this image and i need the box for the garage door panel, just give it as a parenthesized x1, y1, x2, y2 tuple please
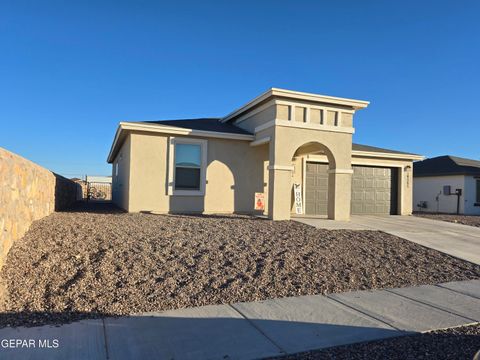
(306, 163, 397, 216)
(352, 191, 364, 201)
(364, 167, 374, 176)
(363, 191, 375, 201)
(376, 191, 387, 201)
(351, 203, 363, 213)
(364, 179, 375, 188)
(376, 180, 389, 188)
(351, 166, 397, 215)
(352, 179, 363, 188)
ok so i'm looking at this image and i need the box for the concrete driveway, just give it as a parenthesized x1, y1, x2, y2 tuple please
(295, 215, 480, 265)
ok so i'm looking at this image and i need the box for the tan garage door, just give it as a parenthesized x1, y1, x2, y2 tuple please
(305, 162, 329, 215)
(351, 166, 398, 215)
(305, 163, 398, 216)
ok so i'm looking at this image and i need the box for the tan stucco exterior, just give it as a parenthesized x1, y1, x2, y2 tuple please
(111, 134, 131, 210)
(113, 131, 269, 214)
(108, 88, 422, 221)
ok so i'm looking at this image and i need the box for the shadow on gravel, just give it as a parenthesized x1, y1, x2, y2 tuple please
(60, 202, 124, 214)
(160, 213, 269, 221)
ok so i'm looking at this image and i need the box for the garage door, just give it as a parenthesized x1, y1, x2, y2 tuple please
(351, 166, 398, 215)
(305, 162, 329, 215)
(305, 162, 398, 216)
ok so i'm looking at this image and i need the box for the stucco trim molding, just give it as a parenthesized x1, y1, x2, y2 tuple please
(222, 88, 369, 123)
(327, 168, 354, 174)
(250, 137, 271, 147)
(254, 119, 355, 135)
(268, 165, 295, 171)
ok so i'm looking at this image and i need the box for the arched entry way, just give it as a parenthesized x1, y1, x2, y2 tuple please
(266, 126, 353, 221)
(292, 142, 336, 217)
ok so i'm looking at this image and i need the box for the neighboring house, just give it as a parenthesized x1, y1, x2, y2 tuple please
(107, 88, 423, 221)
(413, 156, 480, 215)
(86, 175, 112, 184)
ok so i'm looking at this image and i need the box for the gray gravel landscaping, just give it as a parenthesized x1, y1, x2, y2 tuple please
(1, 203, 480, 327)
(277, 323, 480, 360)
(415, 212, 480, 228)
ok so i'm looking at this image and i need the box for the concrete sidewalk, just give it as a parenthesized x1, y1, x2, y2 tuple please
(0, 279, 479, 359)
(295, 215, 480, 265)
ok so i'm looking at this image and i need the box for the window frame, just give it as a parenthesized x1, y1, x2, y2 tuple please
(168, 137, 207, 196)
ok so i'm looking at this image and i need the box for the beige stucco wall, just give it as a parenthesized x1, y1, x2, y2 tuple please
(120, 131, 269, 214)
(111, 134, 131, 210)
(234, 104, 276, 133)
(0, 147, 78, 268)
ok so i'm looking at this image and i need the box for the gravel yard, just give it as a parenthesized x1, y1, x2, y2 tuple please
(278, 324, 480, 360)
(1, 203, 480, 327)
(415, 212, 480, 227)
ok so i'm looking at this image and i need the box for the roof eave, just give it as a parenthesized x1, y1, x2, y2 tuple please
(414, 172, 480, 177)
(107, 122, 255, 163)
(352, 150, 424, 161)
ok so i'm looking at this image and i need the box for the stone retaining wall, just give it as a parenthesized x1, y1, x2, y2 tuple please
(0, 147, 78, 267)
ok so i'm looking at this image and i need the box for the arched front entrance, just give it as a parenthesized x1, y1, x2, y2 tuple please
(266, 126, 353, 221)
(292, 142, 336, 217)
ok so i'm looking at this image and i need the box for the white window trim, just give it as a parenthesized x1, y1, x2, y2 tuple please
(168, 137, 208, 196)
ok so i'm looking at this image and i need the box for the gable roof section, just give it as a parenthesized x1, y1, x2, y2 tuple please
(107, 118, 255, 163)
(414, 155, 480, 177)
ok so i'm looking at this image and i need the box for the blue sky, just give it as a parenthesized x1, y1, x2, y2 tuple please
(1, 1, 479, 178)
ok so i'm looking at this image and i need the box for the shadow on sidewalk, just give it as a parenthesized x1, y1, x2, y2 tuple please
(0, 311, 478, 360)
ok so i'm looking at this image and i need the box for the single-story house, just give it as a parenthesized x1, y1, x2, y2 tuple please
(413, 155, 480, 215)
(107, 88, 423, 220)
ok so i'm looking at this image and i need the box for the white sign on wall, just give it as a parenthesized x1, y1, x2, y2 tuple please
(294, 183, 303, 214)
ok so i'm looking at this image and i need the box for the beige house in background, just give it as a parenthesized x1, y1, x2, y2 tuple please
(107, 88, 423, 221)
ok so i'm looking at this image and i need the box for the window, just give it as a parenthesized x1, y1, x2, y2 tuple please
(175, 144, 201, 190)
(168, 138, 207, 195)
(115, 162, 119, 177)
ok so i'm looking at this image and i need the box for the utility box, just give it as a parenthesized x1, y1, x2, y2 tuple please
(443, 185, 451, 195)
(417, 201, 428, 209)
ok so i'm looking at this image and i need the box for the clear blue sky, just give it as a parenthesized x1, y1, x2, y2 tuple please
(1, 1, 479, 178)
